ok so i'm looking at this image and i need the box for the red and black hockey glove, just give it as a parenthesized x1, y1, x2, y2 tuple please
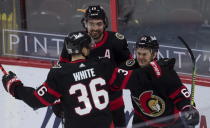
(180, 105, 200, 126)
(2, 71, 23, 97)
(157, 58, 176, 69)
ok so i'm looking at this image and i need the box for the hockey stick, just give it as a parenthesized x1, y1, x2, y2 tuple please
(178, 36, 197, 128)
(177, 36, 196, 106)
(0, 64, 8, 75)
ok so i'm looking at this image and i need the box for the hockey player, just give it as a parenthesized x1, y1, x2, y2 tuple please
(2, 31, 117, 128)
(110, 35, 200, 128)
(51, 5, 132, 126)
(119, 35, 160, 70)
(59, 5, 132, 65)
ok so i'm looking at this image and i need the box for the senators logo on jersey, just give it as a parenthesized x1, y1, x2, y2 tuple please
(125, 59, 136, 67)
(132, 90, 165, 117)
(115, 32, 124, 40)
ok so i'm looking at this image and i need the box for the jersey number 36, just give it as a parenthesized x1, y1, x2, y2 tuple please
(69, 77, 109, 115)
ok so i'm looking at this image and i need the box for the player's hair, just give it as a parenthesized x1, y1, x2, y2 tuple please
(81, 5, 108, 28)
(136, 35, 159, 52)
(65, 31, 95, 55)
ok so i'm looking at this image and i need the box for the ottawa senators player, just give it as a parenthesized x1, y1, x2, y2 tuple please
(2, 31, 117, 128)
(52, 5, 132, 127)
(59, 5, 132, 66)
(110, 35, 200, 128)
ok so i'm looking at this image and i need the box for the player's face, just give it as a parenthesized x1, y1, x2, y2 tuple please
(82, 47, 91, 57)
(136, 48, 156, 67)
(86, 19, 105, 42)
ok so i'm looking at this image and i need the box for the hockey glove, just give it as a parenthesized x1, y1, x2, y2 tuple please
(157, 58, 176, 69)
(180, 105, 200, 126)
(2, 71, 23, 97)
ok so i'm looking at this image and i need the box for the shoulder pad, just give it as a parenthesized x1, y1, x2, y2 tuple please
(48, 64, 62, 76)
(115, 32, 125, 40)
(157, 58, 176, 69)
(52, 63, 62, 68)
(125, 59, 136, 67)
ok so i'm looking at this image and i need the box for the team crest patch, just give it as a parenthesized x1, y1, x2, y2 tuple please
(132, 90, 165, 117)
(115, 32, 124, 40)
(126, 59, 135, 67)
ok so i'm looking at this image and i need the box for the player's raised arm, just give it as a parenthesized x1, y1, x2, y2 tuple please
(2, 69, 62, 109)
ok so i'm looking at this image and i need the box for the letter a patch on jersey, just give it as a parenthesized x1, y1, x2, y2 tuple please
(104, 49, 110, 59)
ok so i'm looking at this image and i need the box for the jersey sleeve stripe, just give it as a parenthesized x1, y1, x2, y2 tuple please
(47, 88, 62, 98)
(169, 85, 186, 99)
(33, 91, 52, 106)
(173, 97, 184, 104)
(108, 68, 119, 85)
(43, 82, 62, 98)
(120, 70, 133, 89)
(109, 96, 124, 111)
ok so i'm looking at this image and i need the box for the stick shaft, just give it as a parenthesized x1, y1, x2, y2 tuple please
(0, 64, 8, 75)
(177, 36, 196, 106)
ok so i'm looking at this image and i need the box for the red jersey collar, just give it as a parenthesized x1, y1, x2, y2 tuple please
(70, 59, 86, 63)
(94, 31, 108, 48)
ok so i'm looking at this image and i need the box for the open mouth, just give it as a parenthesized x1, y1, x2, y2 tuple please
(138, 60, 147, 66)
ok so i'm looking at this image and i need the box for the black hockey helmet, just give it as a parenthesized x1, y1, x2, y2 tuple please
(81, 5, 108, 28)
(65, 31, 95, 54)
(136, 35, 159, 52)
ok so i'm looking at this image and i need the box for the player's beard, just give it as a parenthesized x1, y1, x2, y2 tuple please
(89, 30, 103, 41)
